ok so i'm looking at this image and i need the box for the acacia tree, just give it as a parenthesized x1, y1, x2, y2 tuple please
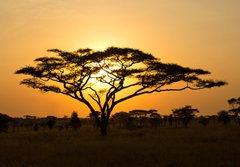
(218, 110, 230, 125)
(198, 116, 210, 126)
(228, 97, 240, 108)
(15, 47, 226, 135)
(111, 111, 131, 128)
(45, 116, 57, 130)
(172, 105, 199, 128)
(129, 109, 157, 127)
(69, 112, 82, 130)
(228, 97, 240, 125)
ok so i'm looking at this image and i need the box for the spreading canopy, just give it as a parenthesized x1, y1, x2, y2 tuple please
(172, 105, 199, 127)
(228, 97, 240, 116)
(15, 47, 226, 134)
(172, 105, 199, 118)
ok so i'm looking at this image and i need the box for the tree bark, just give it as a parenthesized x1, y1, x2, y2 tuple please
(100, 123, 107, 136)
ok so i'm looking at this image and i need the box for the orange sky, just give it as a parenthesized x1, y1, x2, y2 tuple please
(0, 0, 240, 118)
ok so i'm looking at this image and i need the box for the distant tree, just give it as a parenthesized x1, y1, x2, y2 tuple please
(129, 110, 149, 118)
(162, 115, 168, 126)
(149, 112, 161, 119)
(0, 113, 13, 133)
(228, 97, 240, 125)
(111, 111, 131, 128)
(172, 105, 199, 128)
(198, 116, 210, 126)
(129, 109, 157, 127)
(208, 115, 218, 124)
(228, 97, 240, 108)
(69, 112, 82, 130)
(218, 110, 230, 125)
(15, 47, 226, 135)
(88, 111, 100, 119)
(149, 112, 161, 128)
(23, 115, 37, 130)
(88, 111, 100, 128)
(111, 109, 160, 128)
(24, 115, 37, 119)
(46, 116, 57, 130)
(168, 114, 174, 127)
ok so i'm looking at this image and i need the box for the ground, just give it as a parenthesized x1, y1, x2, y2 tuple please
(0, 124, 240, 167)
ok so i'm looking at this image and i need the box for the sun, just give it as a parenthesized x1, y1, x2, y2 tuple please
(89, 60, 115, 89)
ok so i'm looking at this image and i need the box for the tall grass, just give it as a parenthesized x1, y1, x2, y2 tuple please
(0, 125, 240, 167)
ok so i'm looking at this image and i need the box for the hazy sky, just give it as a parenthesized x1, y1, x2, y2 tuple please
(1, 0, 240, 117)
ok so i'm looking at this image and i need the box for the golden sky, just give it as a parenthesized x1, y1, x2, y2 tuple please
(0, 0, 240, 117)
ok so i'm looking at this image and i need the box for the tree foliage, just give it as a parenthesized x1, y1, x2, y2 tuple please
(129, 109, 158, 118)
(228, 97, 240, 107)
(172, 105, 199, 128)
(227, 97, 240, 125)
(111, 111, 132, 128)
(217, 110, 230, 125)
(69, 112, 81, 130)
(111, 110, 161, 128)
(0, 113, 13, 133)
(228, 97, 240, 114)
(46, 116, 57, 130)
(198, 116, 210, 126)
(15, 47, 226, 135)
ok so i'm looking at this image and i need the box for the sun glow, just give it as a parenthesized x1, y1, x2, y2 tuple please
(94, 69, 112, 83)
(91, 42, 112, 51)
(90, 61, 116, 89)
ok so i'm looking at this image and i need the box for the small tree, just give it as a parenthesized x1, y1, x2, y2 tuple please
(228, 97, 240, 109)
(111, 111, 131, 128)
(172, 105, 199, 128)
(69, 112, 82, 130)
(198, 116, 210, 126)
(0, 113, 13, 133)
(88, 111, 100, 128)
(149, 112, 161, 128)
(15, 47, 226, 135)
(168, 114, 174, 127)
(218, 110, 230, 125)
(129, 109, 157, 127)
(46, 116, 57, 130)
(228, 97, 240, 125)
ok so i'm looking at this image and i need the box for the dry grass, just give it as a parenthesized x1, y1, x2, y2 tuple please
(0, 125, 240, 167)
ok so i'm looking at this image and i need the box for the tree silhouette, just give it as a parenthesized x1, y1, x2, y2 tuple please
(167, 114, 174, 127)
(228, 97, 240, 108)
(129, 109, 159, 127)
(15, 47, 226, 135)
(0, 113, 13, 133)
(149, 111, 161, 128)
(111, 111, 131, 128)
(172, 105, 199, 128)
(198, 116, 210, 126)
(129, 109, 149, 118)
(88, 111, 100, 128)
(46, 116, 57, 130)
(69, 112, 82, 130)
(217, 110, 230, 125)
(228, 97, 240, 125)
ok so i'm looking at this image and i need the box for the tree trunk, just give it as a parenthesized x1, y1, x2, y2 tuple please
(182, 120, 188, 128)
(100, 123, 107, 136)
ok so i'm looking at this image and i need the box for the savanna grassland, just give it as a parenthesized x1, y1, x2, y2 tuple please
(0, 124, 240, 167)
